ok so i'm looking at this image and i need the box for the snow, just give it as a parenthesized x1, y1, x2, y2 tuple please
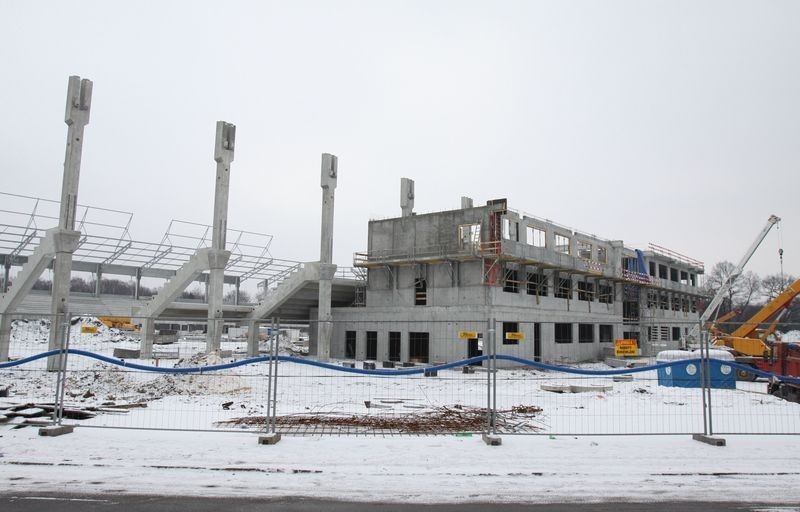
(2, 428, 800, 503)
(781, 330, 800, 343)
(3, 319, 800, 502)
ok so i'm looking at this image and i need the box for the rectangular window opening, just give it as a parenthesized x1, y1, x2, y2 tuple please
(527, 226, 546, 247)
(503, 268, 519, 293)
(409, 332, 429, 364)
(596, 246, 608, 264)
(527, 273, 548, 296)
(502, 321, 520, 345)
(555, 277, 572, 299)
(345, 330, 356, 359)
(599, 324, 613, 343)
(388, 331, 401, 362)
(598, 284, 613, 304)
(577, 281, 595, 301)
(366, 331, 377, 360)
(555, 323, 573, 344)
(577, 240, 592, 260)
(578, 323, 594, 343)
(458, 224, 481, 250)
(554, 234, 570, 254)
(414, 278, 427, 306)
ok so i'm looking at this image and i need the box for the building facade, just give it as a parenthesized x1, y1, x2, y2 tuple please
(323, 198, 705, 365)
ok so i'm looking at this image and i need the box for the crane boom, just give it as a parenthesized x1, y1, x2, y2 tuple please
(729, 277, 800, 338)
(687, 214, 781, 342)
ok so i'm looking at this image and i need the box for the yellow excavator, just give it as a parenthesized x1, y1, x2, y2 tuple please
(712, 277, 800, 357)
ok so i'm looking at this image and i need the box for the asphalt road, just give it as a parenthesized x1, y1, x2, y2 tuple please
(2, 495, 799, 512)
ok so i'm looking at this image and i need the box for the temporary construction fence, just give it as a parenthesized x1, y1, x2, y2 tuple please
(1, 313, 799, 437)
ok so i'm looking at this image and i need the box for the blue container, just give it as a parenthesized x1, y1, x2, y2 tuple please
(656, 350, 735, 389)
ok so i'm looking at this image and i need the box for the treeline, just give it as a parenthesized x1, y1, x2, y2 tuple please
(704, 262, 798, 331)
(7, 277, 252, 304)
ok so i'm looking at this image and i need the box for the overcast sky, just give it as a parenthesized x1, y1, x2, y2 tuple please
(2, 1, 798, 280)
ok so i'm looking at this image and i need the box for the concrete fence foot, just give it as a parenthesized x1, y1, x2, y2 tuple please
(258, 433, 282, 445)
(39, 425, 75, 437)
(692, 434, 726, 446)
(482, 432, 502, 446)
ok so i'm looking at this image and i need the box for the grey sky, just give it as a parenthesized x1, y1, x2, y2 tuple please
(2, 1, 798, 280)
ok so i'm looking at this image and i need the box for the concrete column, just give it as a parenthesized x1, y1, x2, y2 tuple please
(317, 153, 338, 361)
(401, 178, 415, 217)
(461, 196, 473, 209)
(0, 314, 11, 362)
(140, 317, 155, 357)
(94, 265, 102, 297)
(134, 268, 142, 300)
(206, 121, 235, 353)
(2, 260, 10, 293)
(48, 76, 92, 371)
(246, 319, 258, 357)
(234, 276, 241, 306)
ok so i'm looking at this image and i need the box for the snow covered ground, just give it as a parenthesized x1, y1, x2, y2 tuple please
(2, 427, 800, 504)
(3, 321, 800, 503)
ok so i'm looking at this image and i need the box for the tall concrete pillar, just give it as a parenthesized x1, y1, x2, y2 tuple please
(206, 121, 235, 353)
(48, 76, 92, 370)
(401, 178, 414, 217)
(317, 153, 338, 361)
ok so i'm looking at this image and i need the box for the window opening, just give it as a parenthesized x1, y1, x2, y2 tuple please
(345, 331, 356, 359)
(458, 224, 481, 250)
(577, 240, 592, 260)
(366, 331, 377, 360)
(502, 321, 520, 345)
(389, 331, 401, 362)
(554, 234, 570, 254)
(555, 276, 572, 299)
(527, 226, 546, 247)
(503, 268, 519, 293)
(409, 332, 429, 364)
(578, 324, 594, 343)
(599, 325, 613, 343)
(598, 284, 613, 304)
(527, 273, 548, 296)
(414, 278, 427, 305)
(555, 323, 573, 343)
(577, 281, 594, 301)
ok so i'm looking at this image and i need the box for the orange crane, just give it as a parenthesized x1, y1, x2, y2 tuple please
(713, 277, 800, 357)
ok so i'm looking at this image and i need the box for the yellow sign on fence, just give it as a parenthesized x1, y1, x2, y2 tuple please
(458, 331, 479, 340)
(505, 332, 525, 341)
(81, 325, 98, 334)
(614, 339, 638, 357)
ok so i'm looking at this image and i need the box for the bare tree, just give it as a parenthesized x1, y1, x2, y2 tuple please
(223, 289, 252, 304)
(762, 273, 797, 301)
(704, 261, 762, 314)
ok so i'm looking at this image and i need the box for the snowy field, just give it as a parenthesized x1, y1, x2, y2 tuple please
(3, 319, 800, 504)
(2, 318, 800, 436)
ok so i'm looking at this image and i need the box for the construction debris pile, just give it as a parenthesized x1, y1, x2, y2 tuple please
(216, 404, 545, 434)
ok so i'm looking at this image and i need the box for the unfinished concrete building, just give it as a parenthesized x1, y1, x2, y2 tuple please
(323, 191, 705, 365)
